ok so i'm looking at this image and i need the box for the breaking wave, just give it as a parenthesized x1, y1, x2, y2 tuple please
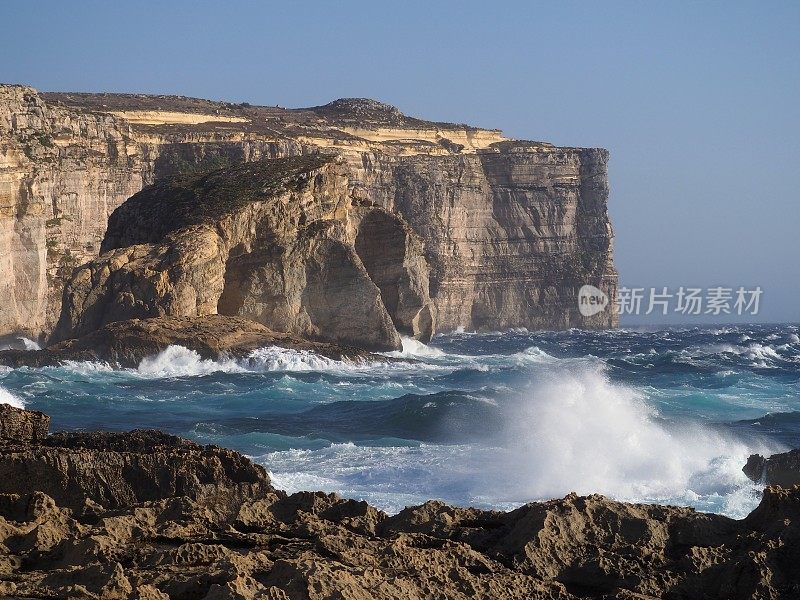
(387, 336, 447, 359)
(493, 359, 774, 516)
(136, 346, 245, 377)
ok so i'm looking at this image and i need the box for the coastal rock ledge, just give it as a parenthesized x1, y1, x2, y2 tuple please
(0, 405, 799, 599)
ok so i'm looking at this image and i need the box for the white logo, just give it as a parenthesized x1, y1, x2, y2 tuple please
(578, 285, 609, 317)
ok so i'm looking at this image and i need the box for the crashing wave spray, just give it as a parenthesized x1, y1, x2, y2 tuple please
(488, 353, 777, 517)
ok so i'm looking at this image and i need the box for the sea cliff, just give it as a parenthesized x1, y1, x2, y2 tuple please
(1, 85, 617, 344)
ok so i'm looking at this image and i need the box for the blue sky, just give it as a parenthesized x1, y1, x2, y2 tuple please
(2, 1, 798, 323)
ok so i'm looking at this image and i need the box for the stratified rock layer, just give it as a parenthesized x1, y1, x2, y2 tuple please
(0, 405, 800, 599)
(1, 85, 617, 342)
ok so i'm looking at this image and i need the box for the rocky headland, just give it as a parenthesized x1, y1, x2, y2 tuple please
(1, 85, 617, 346)
(0, 404, 797, 599)
(50, 155, 429, 352)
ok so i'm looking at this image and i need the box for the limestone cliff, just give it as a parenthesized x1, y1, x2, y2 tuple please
(0, 85, 617, 342)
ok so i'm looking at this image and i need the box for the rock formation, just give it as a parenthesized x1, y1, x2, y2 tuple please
(744, 449, 800, 488)
(1, 85, 618, 344)
(0, 404, 49, 444)
(0, 315, 378, 369)
(50, 156, 434, 350)
(1, 405, 800, 599)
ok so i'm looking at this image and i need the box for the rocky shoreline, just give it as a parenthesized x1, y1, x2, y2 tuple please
(0, 316, 379, 369)
(0, 403, 797, 599)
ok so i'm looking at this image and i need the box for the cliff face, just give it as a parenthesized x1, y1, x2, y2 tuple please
(0, 85, 617, 342)
(0, 86, 146, 338)
(349, 146, 616, 331)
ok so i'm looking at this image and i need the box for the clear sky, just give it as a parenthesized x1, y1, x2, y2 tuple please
(2, 1, 798, 324)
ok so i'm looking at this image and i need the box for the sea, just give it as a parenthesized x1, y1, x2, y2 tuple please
(1, 324, 798, 519)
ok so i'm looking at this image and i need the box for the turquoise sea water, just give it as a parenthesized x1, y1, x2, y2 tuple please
(1, 324, 798, 518)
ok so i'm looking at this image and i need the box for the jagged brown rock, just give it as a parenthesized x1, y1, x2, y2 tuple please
(0, 315, 378, 369)
(1, 85, 617, 343)
(0, 404, 49, 444)
(0, 406, 273, 514)
(1, 405, 800, 598)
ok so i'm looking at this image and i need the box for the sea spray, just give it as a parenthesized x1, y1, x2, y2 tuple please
(387, 336, 447, 359)
(0, 336, 40, 351)
(0, 386, 25, 409)
(490, 358, 777, 517)
(137, 346, 245, 378)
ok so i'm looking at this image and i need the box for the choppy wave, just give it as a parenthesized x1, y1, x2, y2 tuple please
(2, 323, 797, 518)
(47, 344, 436, 380)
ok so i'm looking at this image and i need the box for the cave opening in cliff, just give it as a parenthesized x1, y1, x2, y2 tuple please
(355, 210, 409, 333)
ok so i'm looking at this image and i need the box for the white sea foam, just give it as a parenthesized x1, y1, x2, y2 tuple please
(58, 360, 117, 375)
(20, 337, 40, 351)
(244, 346, 365, 372)
(131, 344, 444, 379)
(0, 386, 25, 409)
(0, 336, 41, 351)
(683, 341, 788, 368)
(137, 346, 246, 377)
(387, 336, 447, 359)
(743, 344, 783, 367)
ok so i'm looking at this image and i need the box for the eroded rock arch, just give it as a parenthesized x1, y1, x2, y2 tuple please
(355, 210, 434, 342)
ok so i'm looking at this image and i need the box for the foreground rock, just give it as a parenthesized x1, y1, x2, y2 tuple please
(1, 406, 800, 598)
(0, 315, 377, 368)
(744, 449, 800, 488)
(0, 406, 273, 515)
(0, 404, 49, 444)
